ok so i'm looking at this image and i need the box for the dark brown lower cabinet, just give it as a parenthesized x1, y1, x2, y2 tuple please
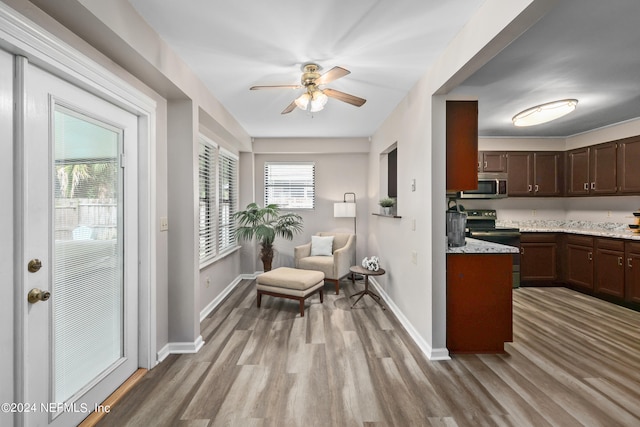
(625, 241, 640, 304)
(566, 235, 594, 291)
(520, 233, 557, 285)
(594, 238, 625, 299)
(447, 254, 512, 354)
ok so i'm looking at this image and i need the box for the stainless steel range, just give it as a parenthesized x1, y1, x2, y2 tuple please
(465, 209, 521, 288)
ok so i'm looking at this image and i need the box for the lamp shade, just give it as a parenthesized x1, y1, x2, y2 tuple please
(334, 202, 356, 218)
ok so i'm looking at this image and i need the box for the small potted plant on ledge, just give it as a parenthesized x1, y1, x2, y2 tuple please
(379, 197, 395, 216)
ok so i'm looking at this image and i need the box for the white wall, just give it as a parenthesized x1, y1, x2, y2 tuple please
(368, 0, 556, 358)
(251, 141, 369, 272)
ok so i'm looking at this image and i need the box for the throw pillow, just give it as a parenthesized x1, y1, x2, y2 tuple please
(310, 235, 334, 256)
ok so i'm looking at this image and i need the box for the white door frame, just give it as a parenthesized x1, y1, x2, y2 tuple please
(0, 0, 157, 419)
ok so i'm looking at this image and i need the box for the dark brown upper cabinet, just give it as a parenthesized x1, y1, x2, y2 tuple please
(617, 136, 640, 194)
(446, 100, 478, 192)
(590, 142, 617, 195)
(478, 151, 507, 173)
(506, 152, 563, 197)
(566, 147, 590, 195)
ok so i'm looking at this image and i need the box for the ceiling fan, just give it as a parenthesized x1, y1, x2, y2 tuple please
(250, 63, 367, 114)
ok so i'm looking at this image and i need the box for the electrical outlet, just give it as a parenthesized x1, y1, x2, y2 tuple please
(160, 216, 169, 231)
(411, 251, 417, 265)
(532, 209, 537, 216)
(607, 210, 612, 217)
(411, 178, 416, 192)
(205, 276, 211, 288)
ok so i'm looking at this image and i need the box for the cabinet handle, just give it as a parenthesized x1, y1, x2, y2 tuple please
(528, 185, 532, 192)
(629, 258, 633, 268)
(478, 161, 481, 170)
(591, 182, 596, 190)
(588, 252, 593, 261)
(583, 183, 589, 190)
(618, 256, 623, 266)
(484, 161, 488, 169)
(520, 247, 525, 255)
(535, 184, 539, 192)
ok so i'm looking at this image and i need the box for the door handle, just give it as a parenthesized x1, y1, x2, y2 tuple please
(28, 288, 51, 304)
(28, 259, 42, 273)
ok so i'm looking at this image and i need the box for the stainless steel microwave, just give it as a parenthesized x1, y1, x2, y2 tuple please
(457, 172, 508, 199)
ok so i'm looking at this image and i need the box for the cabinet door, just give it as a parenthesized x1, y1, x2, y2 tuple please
(482, 152, 507, 173)
(521, 242, 557, 282)
(506, 152, 533, 196)
(618, 136, 640, 194)
(590, 143, 617, 195)
(595, 239, 625, 299)
(625, 242, 640, 304)
(567, 148, 590, 195)
(446, 101, 478, 192)
(534, 152, 563, 196)
(566, 237, 594, 291)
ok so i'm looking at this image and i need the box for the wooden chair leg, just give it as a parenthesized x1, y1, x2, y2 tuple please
(329, 279, 339, 295)
(319, 289, 324, 303)
(299, 298, 305, 317)
(257, 291, 262, 308)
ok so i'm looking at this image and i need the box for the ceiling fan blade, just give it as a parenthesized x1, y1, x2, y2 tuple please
(250, 85, 301, 90)
(324, 88, 366, 107)
(315, 66, 350, 85)
(281, 100, 297, 114)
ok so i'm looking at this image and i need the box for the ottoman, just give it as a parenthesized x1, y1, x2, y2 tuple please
(256, 267, 325, 317)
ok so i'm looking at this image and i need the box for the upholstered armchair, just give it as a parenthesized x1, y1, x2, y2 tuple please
(294, 232, 356, 295)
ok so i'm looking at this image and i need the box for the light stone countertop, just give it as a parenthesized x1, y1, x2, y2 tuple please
(446, 238, 519, 254)
(497, 219, 640, 241)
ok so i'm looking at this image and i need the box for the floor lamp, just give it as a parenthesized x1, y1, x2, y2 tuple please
(334, 192, 361, 280)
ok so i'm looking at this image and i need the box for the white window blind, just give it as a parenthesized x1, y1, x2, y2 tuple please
(218, 148, 238, 252)
(264, 162, 315, 209)
(199, 138, 217, 262)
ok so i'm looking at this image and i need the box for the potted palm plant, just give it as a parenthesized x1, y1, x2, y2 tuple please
(234, 203, 304, 271)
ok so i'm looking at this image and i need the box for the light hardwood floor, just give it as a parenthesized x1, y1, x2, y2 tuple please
(96, 280, 640, 427)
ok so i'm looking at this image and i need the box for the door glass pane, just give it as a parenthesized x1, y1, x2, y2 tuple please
(52, 106, 123, 402)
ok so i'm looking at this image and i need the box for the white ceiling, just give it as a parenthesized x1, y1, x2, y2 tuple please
(127, 0, 484, 138)
(127, 0, 640, 139)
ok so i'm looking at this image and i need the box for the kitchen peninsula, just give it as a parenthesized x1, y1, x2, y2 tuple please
(446, 238, 519, 354)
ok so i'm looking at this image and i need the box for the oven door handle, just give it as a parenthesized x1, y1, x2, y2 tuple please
(470, 231, 521, 237)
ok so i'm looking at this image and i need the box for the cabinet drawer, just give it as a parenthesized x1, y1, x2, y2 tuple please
(521, 233, 557, 243)
(596, 238, 625, 251)
(566, 234, 594, 247)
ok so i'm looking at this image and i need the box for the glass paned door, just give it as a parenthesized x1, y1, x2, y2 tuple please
(22, 61, 138, 427)
(53, 107, 123, 403)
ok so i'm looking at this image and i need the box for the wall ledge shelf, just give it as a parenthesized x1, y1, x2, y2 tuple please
(372, 213, 402, 219)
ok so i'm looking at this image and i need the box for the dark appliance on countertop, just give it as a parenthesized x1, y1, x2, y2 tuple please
(465, 209, 521, 288)
(446, 200, 467, 247)
(456, 172, 508, 199)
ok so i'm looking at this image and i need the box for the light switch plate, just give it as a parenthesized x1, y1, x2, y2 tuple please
(160, 216, 169, 231)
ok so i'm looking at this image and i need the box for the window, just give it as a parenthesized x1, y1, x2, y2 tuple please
(198, 137, 238, 265)
(199, 137, 217, 262)
(264, 162, 315, 209)
(218, 148, 238, 253)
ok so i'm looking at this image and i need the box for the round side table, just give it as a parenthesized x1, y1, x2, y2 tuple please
(349, 265, 386, 310)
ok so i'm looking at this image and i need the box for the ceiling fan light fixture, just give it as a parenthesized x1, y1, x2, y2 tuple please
(309, 90, 328, 112)
(294, 92, 311, 110)
(512, 99, 578, 127)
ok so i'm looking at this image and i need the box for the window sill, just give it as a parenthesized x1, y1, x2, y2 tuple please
(199, 245, 241, 270)
(372, 213, 402, 218)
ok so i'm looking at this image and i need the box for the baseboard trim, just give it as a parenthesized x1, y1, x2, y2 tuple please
(369, 278, 451, 361)
(157, 335, 204, 363)
(200, 275, 244, 322)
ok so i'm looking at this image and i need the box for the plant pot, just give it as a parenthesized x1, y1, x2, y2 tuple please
(382, 206, 391, 215)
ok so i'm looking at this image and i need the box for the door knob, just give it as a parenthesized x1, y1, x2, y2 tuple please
(28, 288, 51, 304)
(28, 259, 42, 273)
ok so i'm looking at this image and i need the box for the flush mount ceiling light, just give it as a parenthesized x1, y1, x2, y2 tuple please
(512, 99, 578, 127)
